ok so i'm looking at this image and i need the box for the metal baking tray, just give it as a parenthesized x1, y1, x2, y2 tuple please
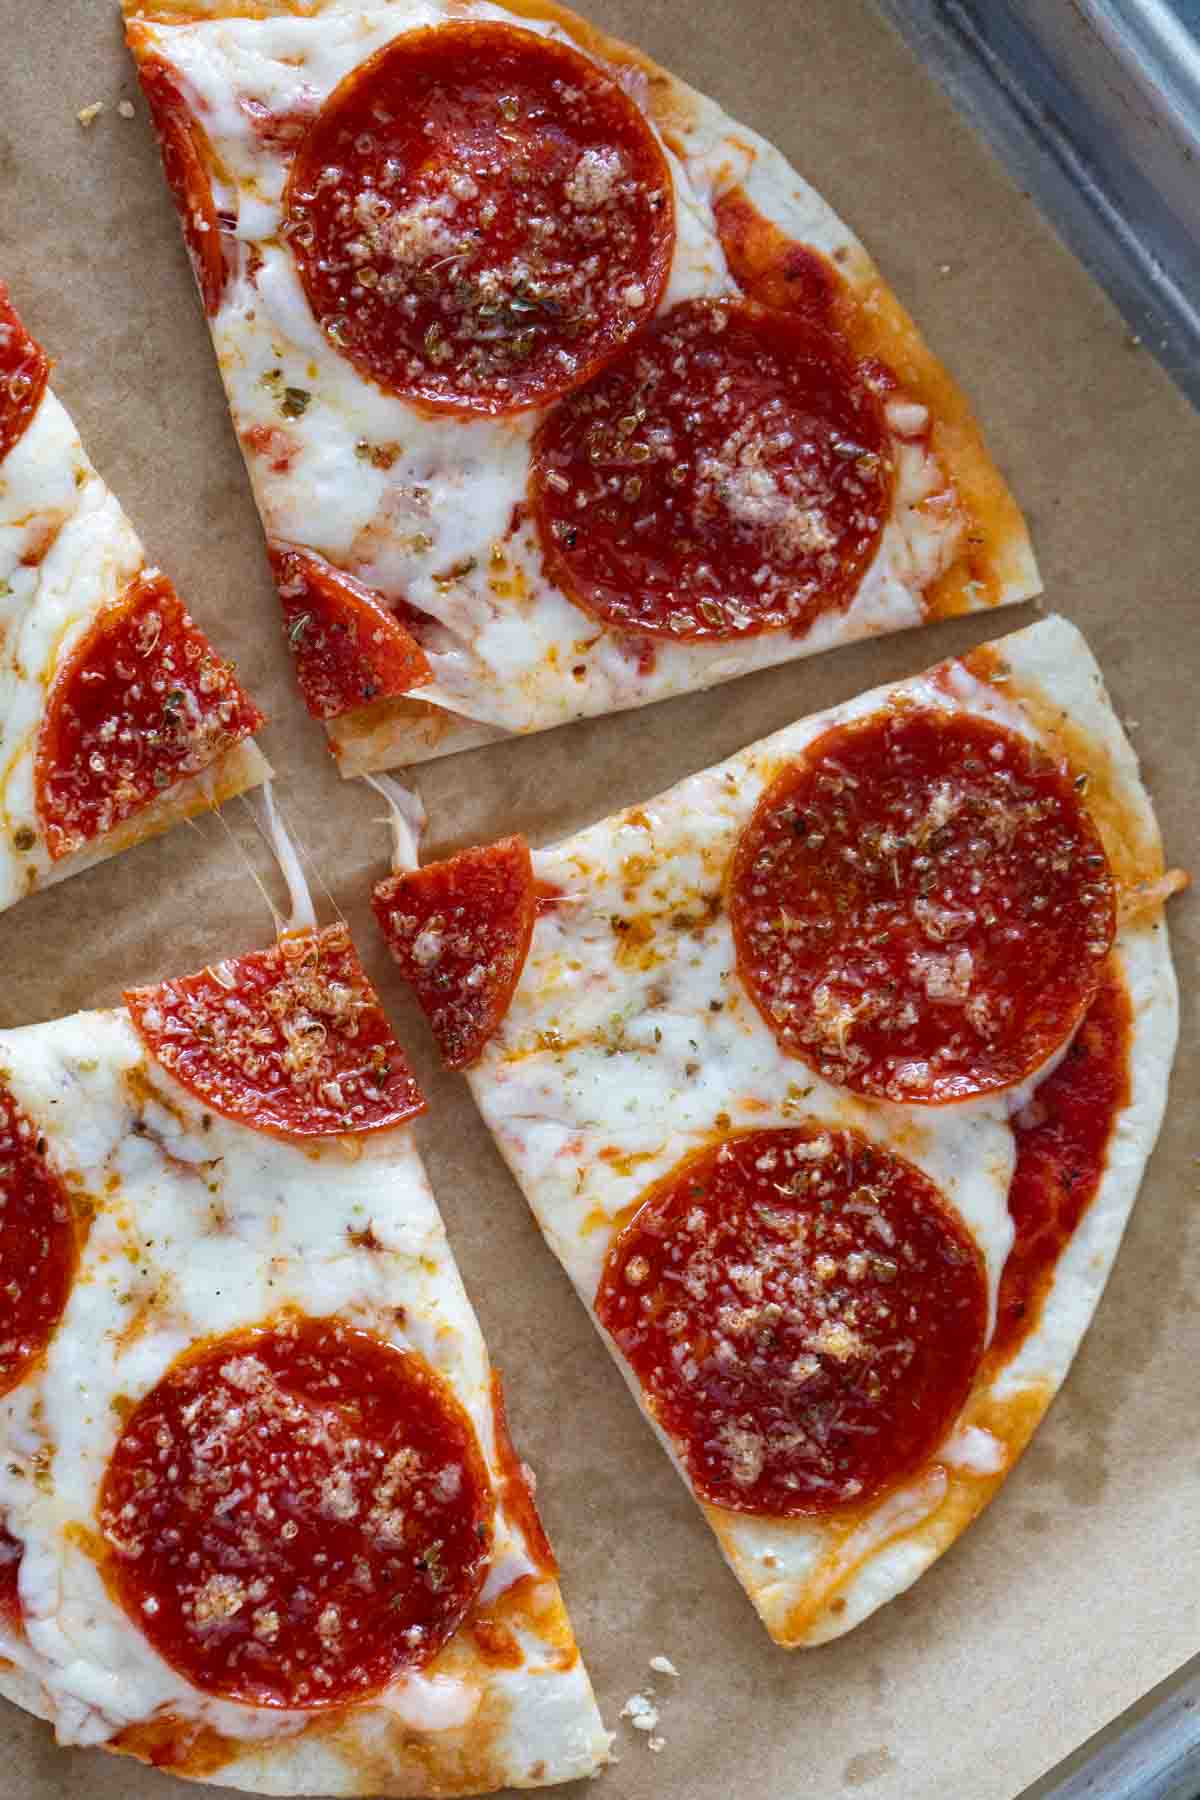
(874, 3, 1199, 1795)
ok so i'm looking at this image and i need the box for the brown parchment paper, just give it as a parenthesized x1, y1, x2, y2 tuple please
(0, 2, 1197, 1797)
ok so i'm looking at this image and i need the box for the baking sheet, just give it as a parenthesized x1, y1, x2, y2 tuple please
(0, 1, 1197, 1797)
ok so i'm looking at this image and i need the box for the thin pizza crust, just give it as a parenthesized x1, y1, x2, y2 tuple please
(125, 0, 1038, 774)
(459, 614, 1176, 1645)
(0, 379, 270, 912)
(0, 997, 609, 1793)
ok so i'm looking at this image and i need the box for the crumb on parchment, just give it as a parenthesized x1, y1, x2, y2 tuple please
(76, 102, 104, 128)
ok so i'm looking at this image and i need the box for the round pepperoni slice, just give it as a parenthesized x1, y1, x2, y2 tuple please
(595, 1127, 986, 1515)
(98, 1316, 494, 1709)
(531, 298, 891, 641)
(35, 570, 262, 861)
(730, 709, 1116, 1103)
(125, 923, 426, 1140)
(269, 545, 432, 720)
(0, 284, 49, 466)
(283, 21, 674, 416)
(0, 1086, 77, 1398)
(372, 837, 536, 1071)
(138, 58, 230, 317)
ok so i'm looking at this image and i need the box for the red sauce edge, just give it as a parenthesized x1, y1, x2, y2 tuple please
(988, 964, 1132, 1371)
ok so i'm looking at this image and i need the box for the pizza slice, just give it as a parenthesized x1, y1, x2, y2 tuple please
(372, 614, 1183, 1645)
(124, 0, 1038, 777)
(0, 915, 609, 1790)
(0, 281, 269, 914)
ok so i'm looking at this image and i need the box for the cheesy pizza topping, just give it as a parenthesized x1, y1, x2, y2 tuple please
(533, 298, 891, 640)
(99, 1315, 494, 1709)
(125, 923, 426, 1138)
(595, 1127, 987, 1514)
(731, 708, 1116, 1102)
(284, 21, 675, 414)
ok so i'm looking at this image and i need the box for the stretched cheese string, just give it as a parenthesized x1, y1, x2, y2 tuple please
(364, 773, 425, 874)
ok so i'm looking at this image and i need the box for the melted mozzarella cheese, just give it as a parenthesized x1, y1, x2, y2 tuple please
(464, 615, 1175, 1648)
(0, 1005, 607, 1782)
(139, 0, 988, 764)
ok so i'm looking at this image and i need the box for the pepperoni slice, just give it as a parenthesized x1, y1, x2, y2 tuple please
(531, 298, 891, 641)
(269, 545, 432, 720)
(0, 1527, 21, 1637)
(0, 284, 49, 466)
(372, 837, 536, 1071)
(125, 923, 425, 1140)
(596, 1127, 986, 1515)
(138, 57, 230, 317)
(283, 21, 674, 416)
(98, 1316, 494, 1708)
(35, 570, 262, 861)
(989, 967, 1131, 1370)
(0, 1086, 77, 1398)
(730, 709, 1116, 1103)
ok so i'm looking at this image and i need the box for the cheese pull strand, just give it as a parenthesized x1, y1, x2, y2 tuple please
(364, 773, 426, 875)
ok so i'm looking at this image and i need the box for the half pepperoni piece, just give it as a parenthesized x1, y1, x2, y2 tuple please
(0, 1527, 22, 1638)
(35, 570, 262, 862)
(0, 1086, 77, 1398)
(532, 298, 891, 642)
(373, 837, 536, 1071)
(269, 545, 432, 720)
(730, 709, 1116, 1104)
(595, 1126, 987, 1516)
(99, 1316, 494, 1709)
(125, 923, 425, 1140)
(138, 58, 230, 317)
(0, 284, 49, 466)
(283, 21, 674, 415)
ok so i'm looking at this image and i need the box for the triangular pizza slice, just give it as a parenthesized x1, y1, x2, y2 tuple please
(374, 614, 1181, 1644)
(0, 918, 609, 1791)
(124, 0, 1037, 776)
(0, 281, 270, 915)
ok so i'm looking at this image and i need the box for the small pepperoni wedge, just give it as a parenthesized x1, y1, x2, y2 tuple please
(730, 708, 1116, 1103)
(35, 571, 262, 861)
(373, 837, 536, 1072)
(125, 923, 425, 1140)
(0, 1527, 22, 1637)
(137, 58, 230, 317)
(0, 1085, 77, 1399)
(99, 1316, 494, 1708)
(269, 544, 432, 720)
(0, 283, 49, 466)
(532, 298, 891, 641)
(596, 1127, 987, 1516)
(283, 21, 674, 416)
